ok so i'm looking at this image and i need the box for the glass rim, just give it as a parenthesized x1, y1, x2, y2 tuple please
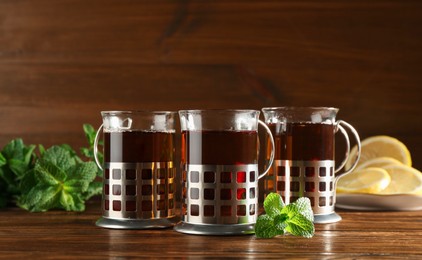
(101, 110, 176, 116)
(178, 109, 259, 114)
(261, 106, 339, 112)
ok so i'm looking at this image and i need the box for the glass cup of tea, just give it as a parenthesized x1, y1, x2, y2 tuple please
(94, 111, 178, 229)
(174, 109, 275, 235)
(262, 107, 361, 223)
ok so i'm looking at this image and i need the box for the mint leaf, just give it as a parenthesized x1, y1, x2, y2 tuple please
(60, 191, 85, 211)
(60, 144, 83, 163)
(18, 184, 60, 212)
(255, 193, 315, 239)
(0, 153, 6, 167)
(34, 160, 66, 185)
(83, 181, 103, 200)
(83, 124, 97, 147)
(255, 214, 280, 238)
(9, 159, 31, 178)
(19, 169, 37, 195)
(1, 139, 35, 176)
(38, 144, 46, 156)
(64, 161, 97, 193)
(284, 213, 315, 238)
(41, 145, 75, 171)
(263, 192, 285, 217)
(291, 197, 314, 222)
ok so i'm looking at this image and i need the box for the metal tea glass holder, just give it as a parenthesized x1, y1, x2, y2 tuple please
(93, 111, 179, 229)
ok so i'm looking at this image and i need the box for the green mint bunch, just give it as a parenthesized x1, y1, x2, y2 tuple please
(17, 146, 97, 212)
(0, 124, 103, 211)
(255, 193, 315, 238)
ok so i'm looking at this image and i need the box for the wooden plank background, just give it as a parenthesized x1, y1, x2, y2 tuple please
(0, 0, 421, 170)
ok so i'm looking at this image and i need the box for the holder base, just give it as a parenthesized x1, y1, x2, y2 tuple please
(174, 222, 255, 236)
(96, 216, 179, 229)
(314, 212, 342, 224)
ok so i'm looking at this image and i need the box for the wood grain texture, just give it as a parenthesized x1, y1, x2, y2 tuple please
(0, 199, 421, 258)
(0, 0, 421, 170)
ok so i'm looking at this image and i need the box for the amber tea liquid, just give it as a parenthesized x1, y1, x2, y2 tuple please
(181, 130, 258, 165)
(104, 130, 174, 163)
(268, 122, 335, 161)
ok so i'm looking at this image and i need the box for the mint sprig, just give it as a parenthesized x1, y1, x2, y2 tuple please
(17, 146, 97, 212)
(80, 124, 103, 177)
(0, 124, 102, 211)
(255, 193, 315, 238)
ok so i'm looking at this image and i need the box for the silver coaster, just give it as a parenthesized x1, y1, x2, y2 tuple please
(96, 216, 179, 230)
(314, 212, 342, 224)
(174, 222, 255, 236)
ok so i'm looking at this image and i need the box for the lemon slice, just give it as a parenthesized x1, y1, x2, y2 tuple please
(378, 165, 422, 195)
(345, 135, 412, 171)
(354, 156, 403, 171)
(337, 167, 391, 194)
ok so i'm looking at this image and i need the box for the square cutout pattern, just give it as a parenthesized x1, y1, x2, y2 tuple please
(185, 167, 258, 222)
(103, 165, 176, 218)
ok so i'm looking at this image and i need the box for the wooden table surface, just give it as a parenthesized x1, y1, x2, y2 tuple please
(1, 199, 421, 259)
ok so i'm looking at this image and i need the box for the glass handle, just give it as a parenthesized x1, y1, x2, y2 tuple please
(258, 120, 275, 180)
(334, 120, 361, 179)
(94, 124, 104, 171)
(334, 124, 350, 174)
